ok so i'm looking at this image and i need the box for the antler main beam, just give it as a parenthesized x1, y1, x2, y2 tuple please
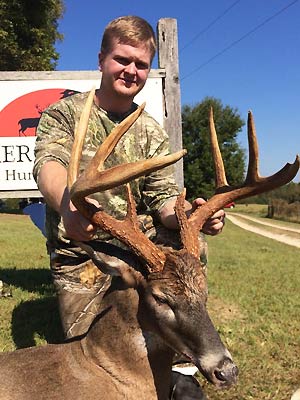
(177, 107, 300, 258)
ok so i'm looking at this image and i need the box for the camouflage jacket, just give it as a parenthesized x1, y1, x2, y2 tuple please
(33, 91, 180, 256)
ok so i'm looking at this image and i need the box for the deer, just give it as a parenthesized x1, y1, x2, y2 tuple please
(0, 88, 299, 400)
(18, 105, 44, 136)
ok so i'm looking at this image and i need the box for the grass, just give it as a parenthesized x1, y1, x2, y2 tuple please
(0, 213, 300, 399)
(203, 220, 300, 400)
(0, 214, 63, 351)
(229, 203, 269, 217)
(232, 203, 300, 226)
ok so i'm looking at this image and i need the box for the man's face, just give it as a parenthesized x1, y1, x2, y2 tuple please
(99, 40, 152, 100)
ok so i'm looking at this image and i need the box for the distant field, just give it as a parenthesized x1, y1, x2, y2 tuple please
(0, 213, 300, 399)
(232, 203, 300, 224)
(229, 203, 268, 217)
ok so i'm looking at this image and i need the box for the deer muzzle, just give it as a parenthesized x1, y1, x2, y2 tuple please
(196, 352, 238, 389)
(212, 356, 239, 388)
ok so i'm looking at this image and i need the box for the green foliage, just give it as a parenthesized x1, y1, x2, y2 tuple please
(182, 97, 245, 201)
(269, 181, 300, 203)
(239, 182, 300, 205)
(269, 198, 300, 223)
(230, 203, 269, 217)
(0, 198, 22, 213)
(0, 0, 64, 70)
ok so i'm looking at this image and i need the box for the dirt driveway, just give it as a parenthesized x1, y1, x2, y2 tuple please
(226, 212, 300, 248)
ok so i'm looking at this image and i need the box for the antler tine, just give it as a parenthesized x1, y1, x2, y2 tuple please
(68, 89, 186, 273)
(68, 87, 96, 190)
(182, 108, 300, 259)
(244, 111, 300, 187)
(68, 87, 147, 192)
(245, 111, 260, 184)
(174, 188, 202, 258)
(88, 102, 147, 173)
(209, 107, 229, 188)
(71, 150, 186, 204)
(243, 110, 300, 189)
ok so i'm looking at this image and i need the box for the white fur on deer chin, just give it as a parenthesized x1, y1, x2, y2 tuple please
(199, 348, 233, 373)
(172, 364, 198, 376)
(291, 389, 300, 400)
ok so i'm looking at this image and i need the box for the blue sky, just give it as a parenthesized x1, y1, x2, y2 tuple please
(55, 0, 300, 181)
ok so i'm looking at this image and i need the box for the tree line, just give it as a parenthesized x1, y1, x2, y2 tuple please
(0, 0, 64, 70)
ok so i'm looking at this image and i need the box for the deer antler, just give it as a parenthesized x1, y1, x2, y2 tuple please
(176, 107, 300, 258)
(68, 88, 186, 272)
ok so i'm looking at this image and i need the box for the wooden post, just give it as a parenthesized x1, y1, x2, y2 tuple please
(157, 18, 184, 189)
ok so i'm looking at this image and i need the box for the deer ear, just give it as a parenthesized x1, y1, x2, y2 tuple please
(76, 241, 144, 288)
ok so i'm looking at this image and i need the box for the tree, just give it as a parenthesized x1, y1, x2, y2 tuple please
(252, 182, 300, 204)
(182, 97, 245, 201)
(0, 0, 64, 71)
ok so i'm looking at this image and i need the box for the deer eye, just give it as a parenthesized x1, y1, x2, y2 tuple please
(152, 293, 168, 305)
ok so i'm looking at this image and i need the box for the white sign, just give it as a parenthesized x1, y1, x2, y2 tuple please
(0, 76, 163, 192)
(0, 137, 36, 190)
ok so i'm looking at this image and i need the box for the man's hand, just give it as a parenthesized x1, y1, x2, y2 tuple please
(191, 198, 225, 236)
(60, 194, 98, 241)
(158, 196, 225, 235)
(38, 161, 98, 242)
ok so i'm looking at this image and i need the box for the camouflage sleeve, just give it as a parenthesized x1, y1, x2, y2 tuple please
(141, 115, 180, 212)
(33, 100, 75, 183)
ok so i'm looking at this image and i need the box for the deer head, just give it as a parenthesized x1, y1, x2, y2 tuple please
(67, 88, 299, 389)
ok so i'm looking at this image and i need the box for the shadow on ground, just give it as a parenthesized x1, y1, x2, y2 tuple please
(0, 268, 64, 348)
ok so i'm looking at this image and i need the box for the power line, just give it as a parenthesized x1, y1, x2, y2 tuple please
(182, 0, 299, 81)
(180, 0, 242, 53)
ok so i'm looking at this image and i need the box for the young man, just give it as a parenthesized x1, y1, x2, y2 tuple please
(34, 15, 225, 339)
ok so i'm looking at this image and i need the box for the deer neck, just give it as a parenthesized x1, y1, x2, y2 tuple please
(80, 285, 174, 398)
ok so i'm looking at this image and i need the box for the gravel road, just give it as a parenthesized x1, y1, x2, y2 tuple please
(226, 213, 300, 248)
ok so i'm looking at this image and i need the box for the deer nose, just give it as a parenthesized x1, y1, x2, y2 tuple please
(214, 357, 239, 387)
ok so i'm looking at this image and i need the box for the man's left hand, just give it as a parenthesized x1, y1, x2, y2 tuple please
(192, 198, 225, 236)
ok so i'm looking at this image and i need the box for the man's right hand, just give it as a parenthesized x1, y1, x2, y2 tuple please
(61, 198, 97, 241)
(38, 161, 97, 242)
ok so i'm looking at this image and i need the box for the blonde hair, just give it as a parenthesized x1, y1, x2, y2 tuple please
(101, 16, 157, 62)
